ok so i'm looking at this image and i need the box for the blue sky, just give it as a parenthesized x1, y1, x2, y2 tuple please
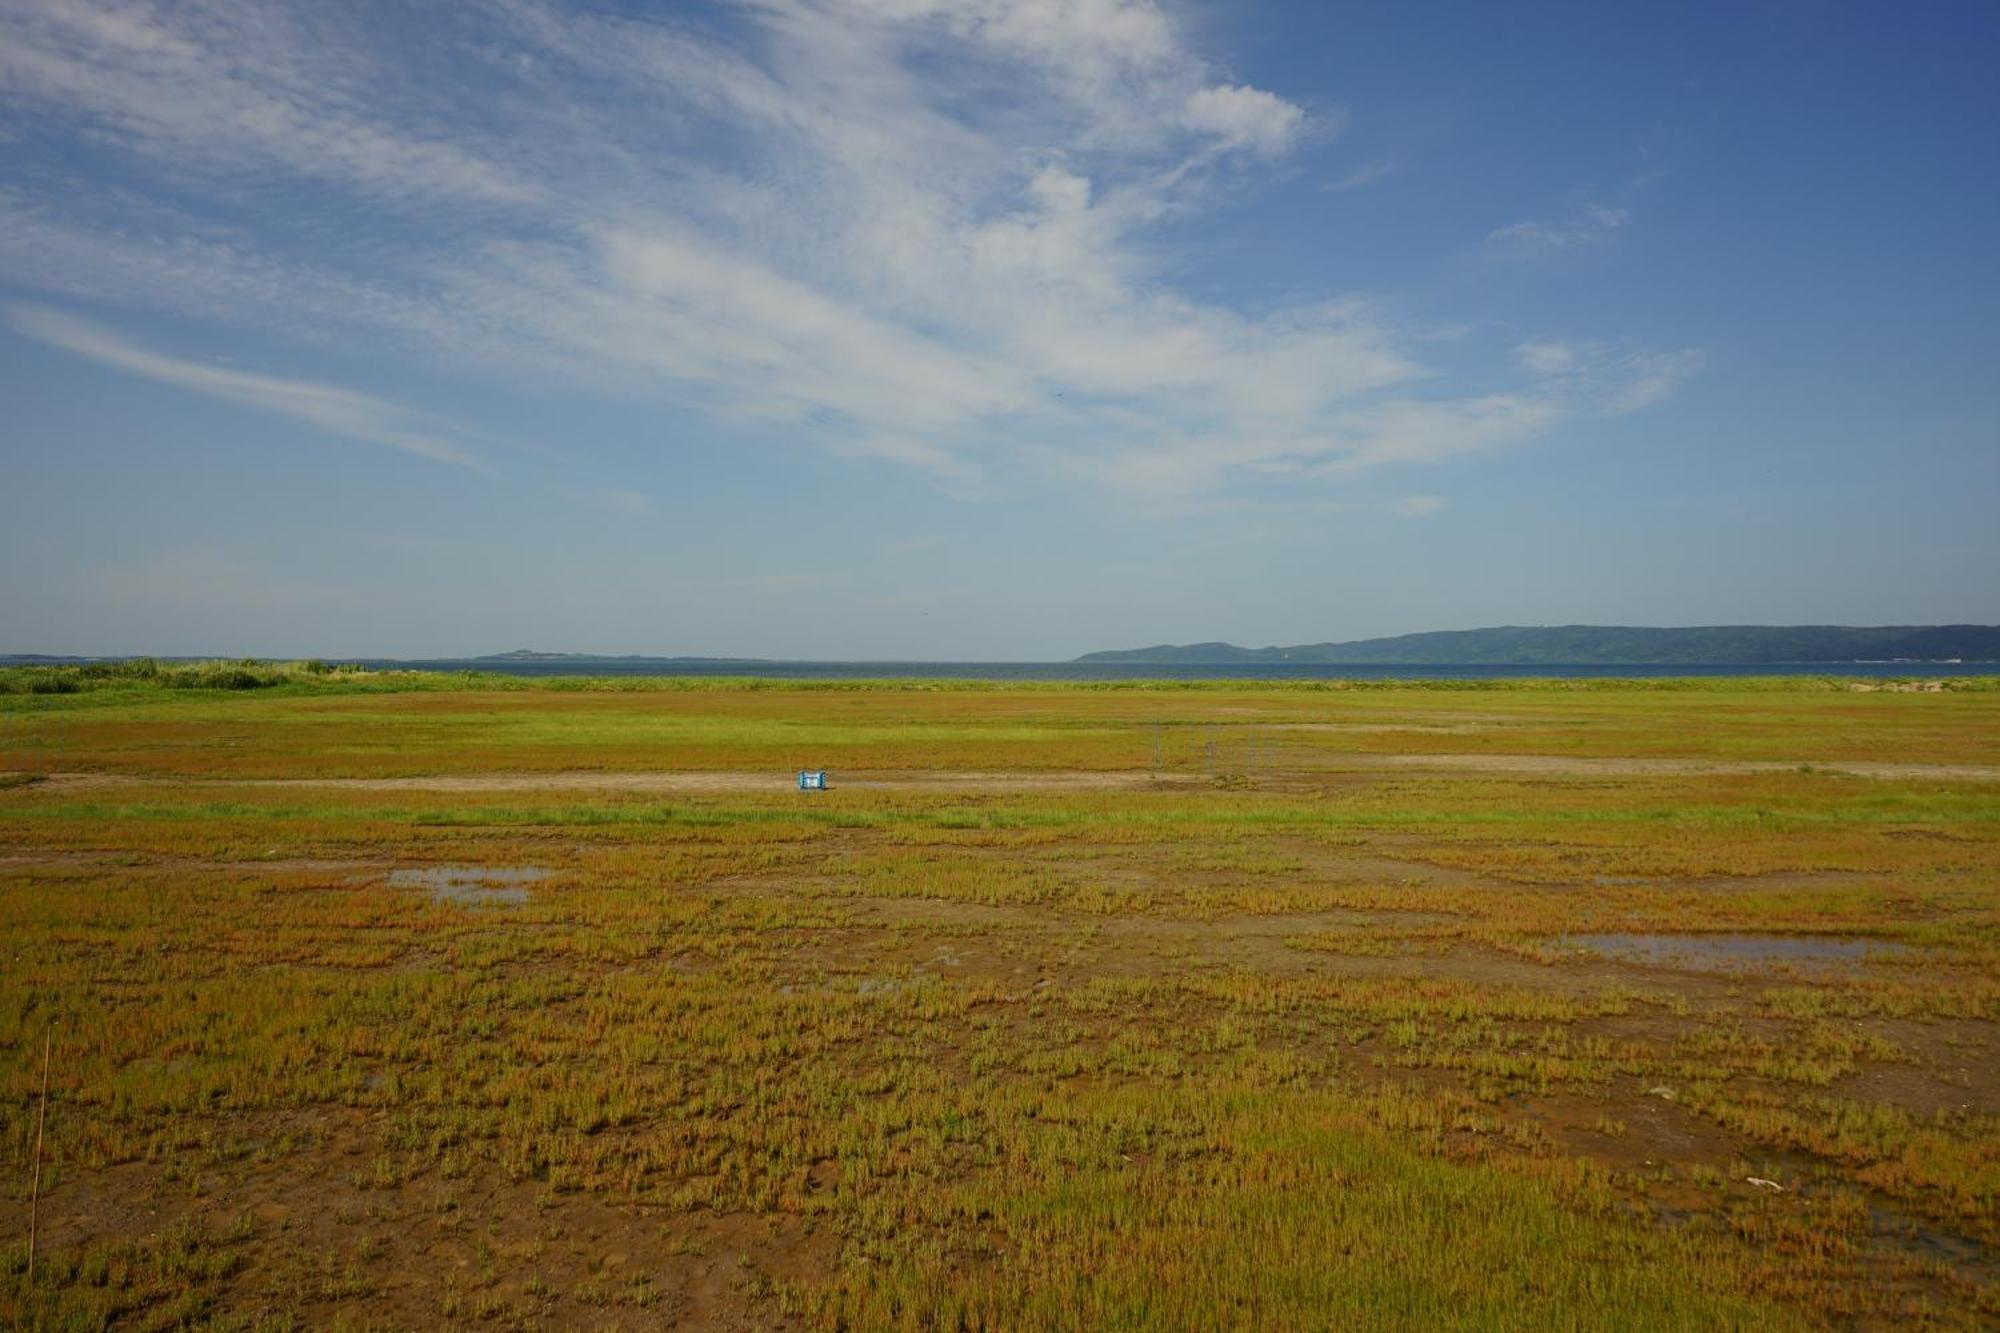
(2, 0, 1995, 659)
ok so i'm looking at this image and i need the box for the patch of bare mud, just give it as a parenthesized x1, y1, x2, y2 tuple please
(1273, 723, 1494, 735)
(1565, 932, 1910, 974)
(0, 849, 394, 874)
(28, 769, 1188, 794)
(1354, 754, 2000, 781)
(1830, 1018, 2000, 1117)
(1288, 840, 1516, 891)
(389, 864, 552, 905)
(9, 1113, 827, 1330)
(32, 755, 2000, 793)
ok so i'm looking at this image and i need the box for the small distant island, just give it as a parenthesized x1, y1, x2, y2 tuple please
(1074, 624, 2000, 666)
(476, 650, 764, 665)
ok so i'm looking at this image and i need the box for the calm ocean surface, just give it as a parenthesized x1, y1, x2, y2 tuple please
(343, 659, 1995, 682)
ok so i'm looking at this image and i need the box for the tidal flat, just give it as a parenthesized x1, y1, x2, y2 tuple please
(2, 670, 1997, 1328)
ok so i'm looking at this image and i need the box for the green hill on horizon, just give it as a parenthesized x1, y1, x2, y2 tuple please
(1075, 624, 2000, 666)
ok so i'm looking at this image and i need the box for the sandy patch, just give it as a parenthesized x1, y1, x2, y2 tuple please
(24, 769, 1182, 794)
(1272, 722, 1493, 735)
(1351, 754, 2000, 781)
(20, 754, 1999, 794)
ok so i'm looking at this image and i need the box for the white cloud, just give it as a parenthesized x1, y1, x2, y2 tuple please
(0, 0, 1697, 498)
(1326, 393, 1566, 475)
(1515, 340, 1582, 375)
(0, 0, 532, 204)
(1511, 339, 1705, 413)
(584, 488, 656, 517)
(7, 304, 478, 467)
(1184, 84, 1304, 157)
(1603, 349, 1706, 414)
(1323, 161, 1395, 193)
(1392, 494, 1446, 518)
(1488, 205, 1629, 254)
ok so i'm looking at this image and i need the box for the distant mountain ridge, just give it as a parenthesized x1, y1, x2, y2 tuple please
(1074, 625, 2000, 666)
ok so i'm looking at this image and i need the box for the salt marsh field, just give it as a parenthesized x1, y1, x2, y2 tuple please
(3, 668, 1997, 1328)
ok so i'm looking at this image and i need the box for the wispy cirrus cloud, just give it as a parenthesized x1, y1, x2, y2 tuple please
(1515, 340, 1584, 374)
(1323, 161, 1397, 193)
(7, 304, 479, 467)
(1511, 338, 1705, 414)
(1392, 494, 1447, 518)
(582, 488, 656, 518)
(0, 0, 1698, 498)
(0, 0, 532, 204)
(1486, 170, 1668, 257)
(1487, 204, 1630, 253)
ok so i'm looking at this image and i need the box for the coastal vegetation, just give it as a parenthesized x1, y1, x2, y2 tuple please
(1, 675, 1995, 1327)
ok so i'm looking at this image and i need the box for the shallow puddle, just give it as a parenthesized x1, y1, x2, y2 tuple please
(1568, 932, 1908, 972)
(390, 865, 552, 905)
